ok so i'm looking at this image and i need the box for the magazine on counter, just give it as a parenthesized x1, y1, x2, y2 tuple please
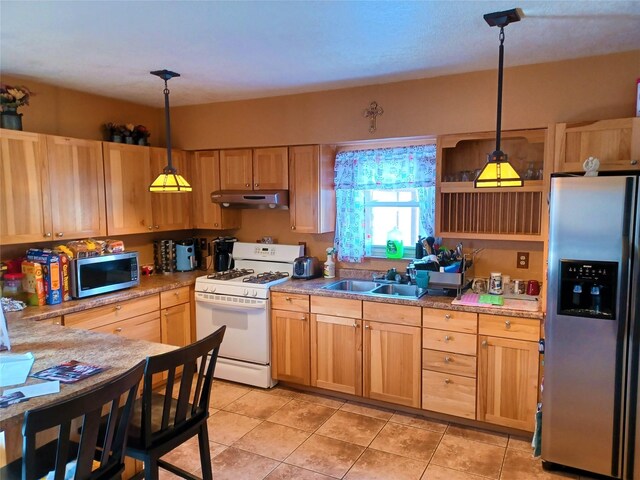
(31, 360, 107, 383)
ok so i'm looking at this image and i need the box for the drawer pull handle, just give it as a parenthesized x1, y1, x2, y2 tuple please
(285, 297, 292, 302)
(365, 324, 370, 329)
(352, 323, 358, 328)
(444, 356, 452, 363)
(444, 378, 451, 384)
(444, 335, 451, 342)
(444, 314, 451, 320)
(43, 232, 52, 238)
(631, 159, 638, 165)
(115, 305, 122, 311)
(482, 340, 488, 347)
(291, 225, 296, 230)
(255, 183, 259, 188)
(56, 232, 64, 237)
(301, 315, 307, 321)
(174, 292, 179, 296)
(505, 320, 511, 329)
(245, 183, 251, 187)
(115, 327, 123, 333)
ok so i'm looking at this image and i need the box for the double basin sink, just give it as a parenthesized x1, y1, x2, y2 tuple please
(322, 279, 427, 299)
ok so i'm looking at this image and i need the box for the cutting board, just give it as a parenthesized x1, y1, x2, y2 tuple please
(452, 292, 540, 312)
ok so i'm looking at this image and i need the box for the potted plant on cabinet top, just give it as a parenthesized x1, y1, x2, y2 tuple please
(133, 124, 150, 146)
(0, 84, 33, 131)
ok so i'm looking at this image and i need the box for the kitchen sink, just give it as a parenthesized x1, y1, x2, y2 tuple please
(370, 283, 427, 298)
(322, 280, 380, 292)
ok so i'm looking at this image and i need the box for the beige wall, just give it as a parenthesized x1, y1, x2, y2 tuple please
(0, 74, 162, 142)
(171, 51, 639, 150)
(2, 50, 638, 279)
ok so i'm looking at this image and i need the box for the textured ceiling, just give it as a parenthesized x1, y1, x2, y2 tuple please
(1, 1, 639, 107)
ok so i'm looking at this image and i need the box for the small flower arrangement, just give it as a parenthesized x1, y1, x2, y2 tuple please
(0, 84, 33, 111)
(103, 123, 150, 145)
(133, 124, 150, 142)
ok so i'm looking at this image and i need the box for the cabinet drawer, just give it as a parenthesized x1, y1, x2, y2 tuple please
(312, 295, 361, 318)
(160, 286, 191, 309)
(422, 349, 476, 378)
(423, 308, 477, 333)
(423, 328, 476, 355)
(479, 314, 539, 341)
(363, 301, 421, 327)
(272, 292, 309, 312)
(90, 311, 161, 343)
(422, 370, 476, 419)
(65, 294, 160, 330)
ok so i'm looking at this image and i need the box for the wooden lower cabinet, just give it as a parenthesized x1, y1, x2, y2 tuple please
(271, 309, 310, 385)
(422, 370, 476, 419)
(311, 314, 362, 396)
(477, 335, 539, 431)
(160, 286, 192, 347)
(364, 320, 421, 408)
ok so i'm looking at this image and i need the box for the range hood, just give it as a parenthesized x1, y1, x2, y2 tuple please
(211, 190, 289, 209)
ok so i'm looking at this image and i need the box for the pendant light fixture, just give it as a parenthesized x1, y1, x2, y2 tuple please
(149, 69, 192, 193)
(474, 8, 523, 188)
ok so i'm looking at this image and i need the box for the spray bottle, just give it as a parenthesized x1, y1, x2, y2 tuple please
(324, 247, 336, 278)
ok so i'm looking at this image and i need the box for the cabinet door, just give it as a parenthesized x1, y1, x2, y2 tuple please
(46, 136, 106, 240)
(364, 320, 421, 407)
(219, 149, 253, 191)
(0, 129, 52, 244)
(192, 150, 240, 229)
(161, 303, 191, 347)
(288, 145, 336, 234)
(253, 147, 288, 190)
(477, 335, 539, 431)
(103, 143, 153, 235)
(271, 309, 310, 385)
(149, 147, 191, 231)
(311, 314, 362, 396)
(92, 311, 161, 343)
(555, 117, 640, 172)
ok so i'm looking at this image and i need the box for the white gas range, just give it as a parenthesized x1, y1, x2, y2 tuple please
(195, 242, 303, 388)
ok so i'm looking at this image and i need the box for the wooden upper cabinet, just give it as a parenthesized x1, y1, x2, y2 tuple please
(103, 142, 153, 235)
(219, 147, 288, 191)
(0, 129, 52, 244)
(46, 136, 106, 240)
(192, 150, 240, 230)
(149, 147, 191, 231)
(289, 145, 336, 234)
(436, 128, 551, 241)
(253, 147, 288, 190)
(554, 117, 640, 172)
(219, 148, 253, 190)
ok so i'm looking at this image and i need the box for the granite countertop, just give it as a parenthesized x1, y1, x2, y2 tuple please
(0, 319, 175, 431)
(271, 277, 544, 320)
(5, 270, 205, 322)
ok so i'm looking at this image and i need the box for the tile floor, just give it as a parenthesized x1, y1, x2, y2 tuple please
(160, 379, 599, 480)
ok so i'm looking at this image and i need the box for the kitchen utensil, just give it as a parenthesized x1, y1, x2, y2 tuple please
(527, 280, 541, 296)
(489, 272, 503, 295)
(513, 279, 526, 294)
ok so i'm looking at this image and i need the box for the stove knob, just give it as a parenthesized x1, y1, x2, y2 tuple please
(211, 287, 216, 293)
(243, 289, 249, 296)
(201, 286, 209, 293)
(252, 291, 258, 297)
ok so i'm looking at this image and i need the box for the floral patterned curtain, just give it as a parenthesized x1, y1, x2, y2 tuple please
(334, 144, 436, 262)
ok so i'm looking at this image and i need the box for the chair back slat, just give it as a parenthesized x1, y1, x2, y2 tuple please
(138, 326, 225, 449)
(21, 361, 145, 480)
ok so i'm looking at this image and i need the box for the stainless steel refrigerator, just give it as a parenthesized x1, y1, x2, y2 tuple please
(543, 173, 640, 479)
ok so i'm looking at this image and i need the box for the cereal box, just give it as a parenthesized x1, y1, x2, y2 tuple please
(21, 261, 45, 306)
(26, 249, 62, 305)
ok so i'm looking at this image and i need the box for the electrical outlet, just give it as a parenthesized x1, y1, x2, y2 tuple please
(517, 252, 529, 269)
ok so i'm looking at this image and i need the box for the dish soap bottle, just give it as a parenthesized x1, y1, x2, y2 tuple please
(386, 226, 404, 259)
(323, 247, 335, 278)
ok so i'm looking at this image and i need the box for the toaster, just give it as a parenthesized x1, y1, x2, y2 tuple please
(292, 256, 322, 279)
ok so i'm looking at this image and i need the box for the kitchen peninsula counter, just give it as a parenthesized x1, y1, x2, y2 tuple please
(271, 277, 544, 320)
(4, 271, 204, 323)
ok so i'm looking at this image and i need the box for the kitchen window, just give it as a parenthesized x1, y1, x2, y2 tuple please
(334, 144, 436, 262)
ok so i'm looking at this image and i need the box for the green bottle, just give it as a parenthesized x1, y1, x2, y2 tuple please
(385, 226, 404, 259)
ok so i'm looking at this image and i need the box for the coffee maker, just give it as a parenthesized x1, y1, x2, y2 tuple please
(213, 237, 237, 272)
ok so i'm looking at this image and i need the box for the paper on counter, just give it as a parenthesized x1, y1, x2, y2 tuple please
(0, 352, 35, 387)
(4, 380, 60, 398)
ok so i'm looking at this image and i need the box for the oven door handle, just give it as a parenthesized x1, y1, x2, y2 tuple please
(195, 297, 267, 310)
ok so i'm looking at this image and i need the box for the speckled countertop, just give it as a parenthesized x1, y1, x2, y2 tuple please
(271, 277, 544, 320)
(4, 271, 205, 322)
(0, 319, 174, 431)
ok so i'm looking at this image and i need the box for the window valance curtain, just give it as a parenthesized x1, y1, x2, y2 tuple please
(334, 144, 436, 263)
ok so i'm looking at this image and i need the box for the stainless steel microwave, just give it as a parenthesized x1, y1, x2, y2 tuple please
(70, 252, 140, 298)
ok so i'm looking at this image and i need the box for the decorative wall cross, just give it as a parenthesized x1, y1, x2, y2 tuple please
(363, 101, 384, 133)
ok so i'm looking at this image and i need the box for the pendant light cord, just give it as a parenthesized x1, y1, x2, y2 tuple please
(495, 26, 505, 154)
(162, 79, 175, 173)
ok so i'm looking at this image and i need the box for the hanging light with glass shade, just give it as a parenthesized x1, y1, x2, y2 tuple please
(149, 69, 192, 193)
(474, 8, 523, 188)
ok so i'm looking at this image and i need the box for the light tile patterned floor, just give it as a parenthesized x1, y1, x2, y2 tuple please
(159, 379, 599, 480)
